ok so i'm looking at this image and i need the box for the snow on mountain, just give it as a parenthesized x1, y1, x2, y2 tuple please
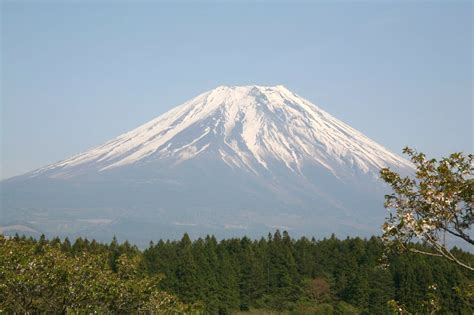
(2, 85, 413, 244)
(31, 85, 411, 179)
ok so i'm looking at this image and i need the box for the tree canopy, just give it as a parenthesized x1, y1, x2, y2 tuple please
(1, 232, 472, 314)
(0, 235, 202, 314)
(380, 148, 473, 271)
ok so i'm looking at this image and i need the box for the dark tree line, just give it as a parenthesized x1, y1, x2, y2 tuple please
(3, 231, 473, 314)
(142, 231, 472, 314)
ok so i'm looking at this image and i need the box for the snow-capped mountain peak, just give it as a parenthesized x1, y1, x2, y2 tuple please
(4, 85, 415, 243)
(32, 85, 412, 178)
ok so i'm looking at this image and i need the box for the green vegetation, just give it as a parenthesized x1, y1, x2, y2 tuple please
(0, 235, 202, 314)
(1, 232, 472, 314)
(381, 148, 473, 271)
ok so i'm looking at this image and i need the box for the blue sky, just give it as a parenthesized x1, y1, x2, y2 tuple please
(1, 1, 472, 179)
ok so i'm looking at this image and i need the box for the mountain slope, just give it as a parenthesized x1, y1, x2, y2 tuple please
(1, 85, 412, 244)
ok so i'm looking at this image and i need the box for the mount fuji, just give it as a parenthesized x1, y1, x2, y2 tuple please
(1, 85, 412, 244)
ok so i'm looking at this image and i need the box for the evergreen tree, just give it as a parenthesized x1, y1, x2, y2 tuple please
(175, 233, 199, 303)
(216, 245, 239, 314)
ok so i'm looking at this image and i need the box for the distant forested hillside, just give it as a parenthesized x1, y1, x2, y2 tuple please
(1, 232, 473, 314)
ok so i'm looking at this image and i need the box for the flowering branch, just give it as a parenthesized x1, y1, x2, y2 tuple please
(380, 147, 473, 271)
